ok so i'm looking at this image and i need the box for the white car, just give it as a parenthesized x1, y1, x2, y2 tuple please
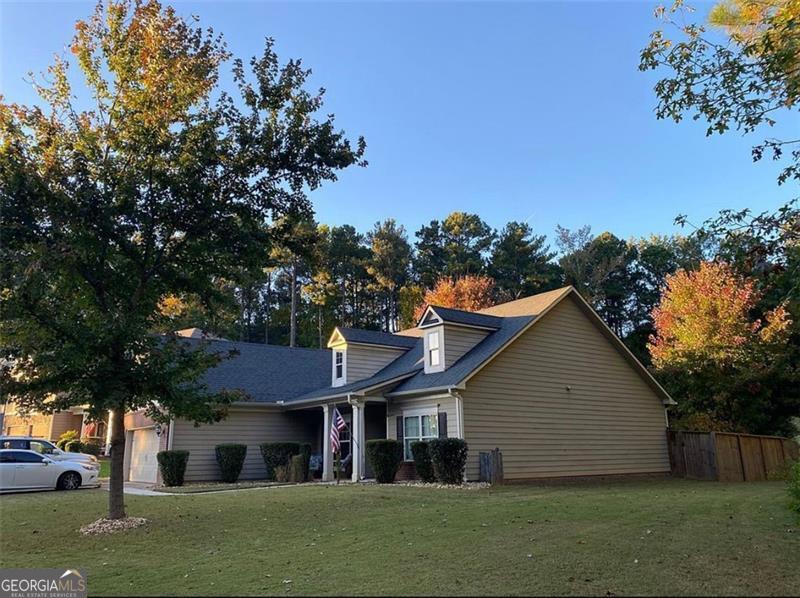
(0, 436, 100, 467)
(0, 449, 100, 493)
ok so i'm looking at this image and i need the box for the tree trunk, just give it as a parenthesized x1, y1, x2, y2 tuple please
(264, 272, 271, 345)
(318, 305, 323, 348)
(289, 260, 297, 348)
(108, 406, 126, 519)
(340, 279, 347, 326)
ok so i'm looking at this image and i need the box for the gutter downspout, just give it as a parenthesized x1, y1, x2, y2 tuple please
(448, 387, 467, 482)
(447, 387, 464, 440)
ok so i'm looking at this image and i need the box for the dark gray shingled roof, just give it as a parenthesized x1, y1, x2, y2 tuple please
(289, 315, 534, 403)
(181, 338, 331, 403)
(287, 340, 424, 402)
(387, 315, 534, 395)
(424, 306, 503, 329)
(334, 327, 418, 349)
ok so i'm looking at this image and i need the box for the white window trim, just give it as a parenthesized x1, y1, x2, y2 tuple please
(332, 349, 347, 387)
(402, 407, 439, 461)
(423, 328, 445, 374)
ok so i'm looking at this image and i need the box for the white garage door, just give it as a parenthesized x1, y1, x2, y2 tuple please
(129, 428, 159, 483)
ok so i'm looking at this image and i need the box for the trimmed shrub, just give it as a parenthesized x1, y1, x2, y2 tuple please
(64, 440, 84, 453)
(157, 450, 190, 487)
(789, 460, 800, 515)
(410, 441, 436, 483)
(365, 439, 403, 483)
(260, 442, 301, 480)
(80, 440, 102, 457)
(289, 454, 306, 483)
(57, 430, 79, 451)
(429, 438, 468, 485)
(215, 444, 247, 483)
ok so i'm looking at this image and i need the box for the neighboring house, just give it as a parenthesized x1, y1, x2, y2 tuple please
(2, 406, 108, 447)
(5, 286, 676, 484)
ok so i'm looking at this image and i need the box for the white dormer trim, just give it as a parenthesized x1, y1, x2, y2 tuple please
(423, 327, 445, 374)
(332, 348, 347, 387)
(418, 306, 443, 329)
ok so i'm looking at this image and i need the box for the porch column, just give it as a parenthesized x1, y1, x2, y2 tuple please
(322, 404, 333, 482)
(351, 399, 366, 482)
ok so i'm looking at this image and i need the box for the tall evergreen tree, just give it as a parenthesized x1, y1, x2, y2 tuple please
(490, 221, 563, 300)
(367, 219, 412, 331)
(414, 220, 447, 289)
(440, 212, 496, 277)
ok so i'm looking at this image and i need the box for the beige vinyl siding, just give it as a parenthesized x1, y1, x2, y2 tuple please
(345, 345, 405, 383)
(462, 295, 669, 480)
(50, 412, 83, 441)
(387, 394, 459, 449)
(443, 326, 489, 368)
(172, 408, 317, 481)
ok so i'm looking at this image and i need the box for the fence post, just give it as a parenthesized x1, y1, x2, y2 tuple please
(736, 434, 748, 481)
(758, 436, 768, 479)
(708, 431, 718, 481)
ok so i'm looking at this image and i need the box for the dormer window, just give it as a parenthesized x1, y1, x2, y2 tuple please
(335, 351, 344, 378)
(333, 350, 346, 386)
(424, 329, 445, 374)
(429, 331, 441, 366)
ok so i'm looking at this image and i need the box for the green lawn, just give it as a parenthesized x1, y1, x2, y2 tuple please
(98, 458, 110, 478)
(1, 479, 797, 596)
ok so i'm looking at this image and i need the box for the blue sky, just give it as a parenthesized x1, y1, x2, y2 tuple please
(2, 1, 796, 244)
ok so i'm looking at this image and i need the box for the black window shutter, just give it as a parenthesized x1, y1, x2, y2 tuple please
(396, 416, 404, 442)
(438, 412, 448, 438)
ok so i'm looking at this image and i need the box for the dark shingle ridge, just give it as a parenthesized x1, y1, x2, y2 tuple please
(334, 327, 418, 349)
(425, 306, 503, 329)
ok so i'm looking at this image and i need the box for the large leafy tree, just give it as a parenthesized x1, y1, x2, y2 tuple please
(490, 221, 563, 301)
(0, 0, 364, 519)
(625, 235, 707, 362)
(648, 261, 798, 434)
(640, 0, 800, 185)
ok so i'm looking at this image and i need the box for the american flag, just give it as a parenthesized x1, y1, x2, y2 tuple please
(329, 408, 348, 453)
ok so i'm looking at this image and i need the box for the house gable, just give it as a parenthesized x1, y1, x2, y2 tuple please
(460, 293, 670, 480)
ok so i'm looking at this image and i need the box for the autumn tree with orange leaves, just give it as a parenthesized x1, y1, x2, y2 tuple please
(648, 261, 799, 434)
(413, 275, 496, 322)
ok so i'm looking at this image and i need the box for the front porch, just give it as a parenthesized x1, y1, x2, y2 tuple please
(290, 399, 386, 483)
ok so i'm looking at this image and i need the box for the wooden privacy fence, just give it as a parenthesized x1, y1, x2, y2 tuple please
(667, 430, 799, 482)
